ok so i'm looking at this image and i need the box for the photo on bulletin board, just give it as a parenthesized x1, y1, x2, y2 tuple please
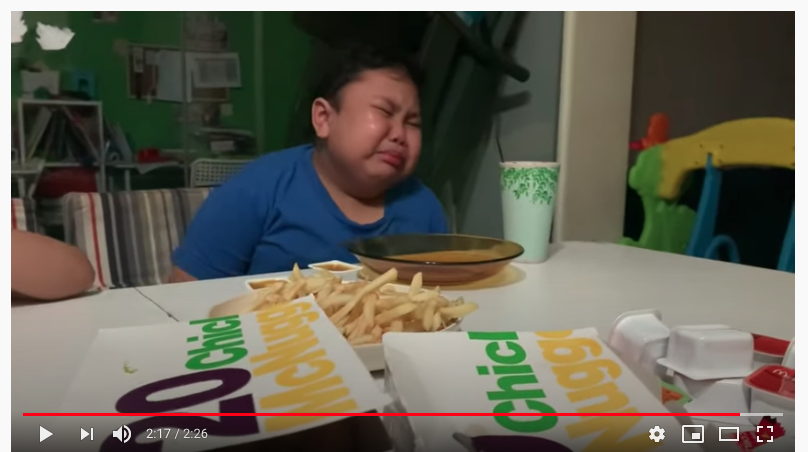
(93, 12, 118, 23)
(125, 43, 229, 103)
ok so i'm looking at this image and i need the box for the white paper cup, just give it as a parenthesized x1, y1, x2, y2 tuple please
(500, 161, 560, 263)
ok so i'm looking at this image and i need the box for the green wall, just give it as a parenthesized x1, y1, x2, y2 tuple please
(262, 12, 313, 151)
(12, 11, 312, 155)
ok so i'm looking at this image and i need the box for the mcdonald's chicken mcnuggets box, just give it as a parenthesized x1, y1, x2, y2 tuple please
(382, 329, 702, 452)
(58, 296, 391, 452)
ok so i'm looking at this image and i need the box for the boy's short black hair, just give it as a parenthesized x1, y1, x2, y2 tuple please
(314, 42, 423, 110)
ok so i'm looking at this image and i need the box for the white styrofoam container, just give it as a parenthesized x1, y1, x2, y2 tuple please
(658, 326, 754, 380)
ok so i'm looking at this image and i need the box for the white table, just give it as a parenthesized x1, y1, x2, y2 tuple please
(136, 242, 795, 339)
(11, 289, 175, 448)
(10, 243, 794, 449)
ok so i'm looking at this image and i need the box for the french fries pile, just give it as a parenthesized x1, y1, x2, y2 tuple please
(209, 264, 479, 346)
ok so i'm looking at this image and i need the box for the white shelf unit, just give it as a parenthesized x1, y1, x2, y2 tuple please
(16, 99, 107, 191)
(10, 158, 45, 198)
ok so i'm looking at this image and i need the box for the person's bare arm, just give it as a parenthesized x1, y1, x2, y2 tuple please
(168, 266, 198, 283)
(11, 229, 95, 301)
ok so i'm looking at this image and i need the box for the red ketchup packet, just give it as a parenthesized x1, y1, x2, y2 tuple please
(745, 365, 795, 399)
(751, 334, 790, 357)
(736, 365, 794, 451)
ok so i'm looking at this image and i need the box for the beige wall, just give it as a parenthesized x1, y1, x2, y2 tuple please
(554, 12, 637, 243)
(630, 11, 795, 139)
(459, 12, 639, 243)
(460, 12, 794, 244)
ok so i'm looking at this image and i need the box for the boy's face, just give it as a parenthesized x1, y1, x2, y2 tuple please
(312, 68, 422, 193)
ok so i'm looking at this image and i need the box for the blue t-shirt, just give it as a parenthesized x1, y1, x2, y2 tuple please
(173, 144, 449, 279)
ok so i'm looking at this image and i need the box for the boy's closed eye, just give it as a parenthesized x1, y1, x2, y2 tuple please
(374, 105, 393, 117)
(372, 99, 420, 127)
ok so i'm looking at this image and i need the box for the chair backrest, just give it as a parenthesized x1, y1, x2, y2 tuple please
(778, 204, 795, 273)
(190, 158, 251, 188)
(677, 119, 795, 270)
(62, 188, 211, 289)
(11, 198, 39, 232)
(624, 118, 794, 271)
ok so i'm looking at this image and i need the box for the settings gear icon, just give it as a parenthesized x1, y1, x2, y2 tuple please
(649, 426, 665, 442)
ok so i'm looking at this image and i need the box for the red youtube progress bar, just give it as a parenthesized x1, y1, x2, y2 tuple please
(24, 412, 741, 417)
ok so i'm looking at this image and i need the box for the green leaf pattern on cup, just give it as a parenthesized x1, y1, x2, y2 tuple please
(501, 167, 559, 205)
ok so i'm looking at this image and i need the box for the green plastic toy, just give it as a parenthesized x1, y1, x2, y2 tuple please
(618, 145, 696, 254)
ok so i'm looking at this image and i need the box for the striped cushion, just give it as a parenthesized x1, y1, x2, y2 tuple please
(11, 198, 38, 232)
(62, 188, 211, 289)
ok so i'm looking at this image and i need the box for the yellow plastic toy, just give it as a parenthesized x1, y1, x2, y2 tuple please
(658, 118, 794, 199)
(621, 118, 795, 258)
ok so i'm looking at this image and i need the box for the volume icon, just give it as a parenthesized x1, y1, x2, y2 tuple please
(112, 425, 131, 443)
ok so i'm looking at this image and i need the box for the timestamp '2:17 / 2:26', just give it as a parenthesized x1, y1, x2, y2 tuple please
(146, 429, 208, 440)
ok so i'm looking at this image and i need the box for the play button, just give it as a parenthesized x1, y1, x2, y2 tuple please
(39, 426, 52, 442)
(81, 428, 90, 440)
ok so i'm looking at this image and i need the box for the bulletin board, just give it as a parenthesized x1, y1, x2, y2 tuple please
(126, 43, 229, 103)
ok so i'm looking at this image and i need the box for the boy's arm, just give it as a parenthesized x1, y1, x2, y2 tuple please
(11, 229, 95, 301)
(171, 180, 267, 282)
(168, 266, 198, 283)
